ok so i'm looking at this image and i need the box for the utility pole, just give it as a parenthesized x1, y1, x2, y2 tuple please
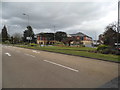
(117, 1, 120, 48)
(94, 31, 97, 47)
(23, 13, 31, 44)
(95, 31, 97, 45)
(54, 25, 56, 44)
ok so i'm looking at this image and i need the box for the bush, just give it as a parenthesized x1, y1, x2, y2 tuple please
(4, 40, 10, 44)
(29, 43, 37, 46)
(97, 45, 111, 54)
(101, 48, 111, 54)
(54, 42, 65, 46)
(97, 45, 110, 51)
(23, 42, 28, 45)
(97, 45, 120, 55)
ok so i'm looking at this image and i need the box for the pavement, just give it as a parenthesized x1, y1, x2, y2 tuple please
(100, 76, 119, 88)
(1, 45, 119, 88)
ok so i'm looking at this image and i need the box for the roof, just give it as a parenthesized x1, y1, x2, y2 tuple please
(69, 32, 92, 39)
(70, 32, 86, 37)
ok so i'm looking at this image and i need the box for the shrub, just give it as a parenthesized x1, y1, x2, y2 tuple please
(29, 43, 37, 46)
(81, 45, 85, 47)
(24, 42, 29, 45)
(97, 45, 120, 55)
(54, 42, 65, 46)
(97, 45, 110, 51)
(101, 48, 111, 54)
(97, 45, 112, 54)
(4, 40, 10, 44)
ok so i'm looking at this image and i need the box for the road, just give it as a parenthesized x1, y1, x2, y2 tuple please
(2, 45, 119, 88)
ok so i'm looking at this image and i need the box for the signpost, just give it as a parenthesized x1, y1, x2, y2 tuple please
(26, 37, 32, 43)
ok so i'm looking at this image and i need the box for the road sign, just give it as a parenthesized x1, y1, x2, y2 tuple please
(115, 43, 120, 45)
(26, 37, 32, 40)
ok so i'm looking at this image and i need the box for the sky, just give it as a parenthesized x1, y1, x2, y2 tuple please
(0, 0, 118, 40)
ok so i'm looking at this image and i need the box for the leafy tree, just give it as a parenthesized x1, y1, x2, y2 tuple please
(55, 31, 67, 42)
(1, 25, 9, 42)
(23, 26, 35, 43)
(103, 22, 120, 46)
(38, 33, 54, 41)
(62, 37, 73, 46)
(0, 33, 2, 42)
(10, 36, 14, 44)
(37, 32, 67, 42)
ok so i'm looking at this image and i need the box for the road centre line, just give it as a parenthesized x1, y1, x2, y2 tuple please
(32, 50, 40, 53)
(5, 53, 11, 56)
(24, 53, 35, 58)
(44, 60, 79, 72)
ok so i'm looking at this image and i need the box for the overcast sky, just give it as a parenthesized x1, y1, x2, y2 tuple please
(0, 0, 118, 40)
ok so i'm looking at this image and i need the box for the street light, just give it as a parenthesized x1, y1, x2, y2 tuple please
(117, 1, 120, 48)
(23, 13, 31, 44)
(53, 25, 56, 44)
(23, 13, 29, 26)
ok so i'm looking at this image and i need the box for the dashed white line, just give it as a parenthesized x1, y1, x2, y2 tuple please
(44, 60, 79, 72)
(5, 53, 11, 56)
(24, 53, 35, 58)
(32, 50, 40, 53)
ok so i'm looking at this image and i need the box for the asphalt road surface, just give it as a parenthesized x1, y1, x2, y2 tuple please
(2, 45, 119, 88)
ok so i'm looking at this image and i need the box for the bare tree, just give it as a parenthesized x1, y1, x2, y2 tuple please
(12, 33, 22, 44)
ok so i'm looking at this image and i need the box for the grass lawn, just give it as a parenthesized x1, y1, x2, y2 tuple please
(16, 45, 119, 62)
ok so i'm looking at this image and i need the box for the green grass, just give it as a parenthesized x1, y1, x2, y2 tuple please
(49, 46, 96, 50)
(16, 45, 119, 62)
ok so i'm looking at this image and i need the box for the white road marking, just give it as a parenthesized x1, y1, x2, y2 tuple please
(44, 60, 79, 72)
(24, 53, 35, 58)
(32, 50, 40, 53)
(8, 46, 12, 47)
(5, 53, 11, 56)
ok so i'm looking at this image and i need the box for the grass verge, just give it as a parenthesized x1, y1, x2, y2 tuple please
(16, 45, 119, 62)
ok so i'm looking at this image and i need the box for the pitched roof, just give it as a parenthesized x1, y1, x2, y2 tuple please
(70, 32, 86, 37)
(69, 32, 92, 39)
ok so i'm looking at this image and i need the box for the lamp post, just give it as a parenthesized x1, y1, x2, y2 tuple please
(23, 13, 29, 26)
(23, 13, 31, 44)
(117, 1, 120, 48)
(53, 25, 56, 44)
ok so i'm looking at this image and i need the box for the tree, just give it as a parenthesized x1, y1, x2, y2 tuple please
(23, 26, 35, 43)
(102, 22, 120, 46)
(55, 31, 67, 42)
(12, 33, 22, 44)
(10, 36, 14, 44)
(1, 25, 9, 42)
(38, 33, 54, 41)
(0, 33, 2, 42)
(62, 37, 73, 46)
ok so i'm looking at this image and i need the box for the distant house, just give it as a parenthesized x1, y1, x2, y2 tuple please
(67, 32, 92, 46)
(36, 32, 93, 46)
(69, 32, 92, 40)
(36, 33, 56, 45)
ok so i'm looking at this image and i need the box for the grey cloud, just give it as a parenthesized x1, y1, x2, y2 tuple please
(1, 2, 117, 39)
